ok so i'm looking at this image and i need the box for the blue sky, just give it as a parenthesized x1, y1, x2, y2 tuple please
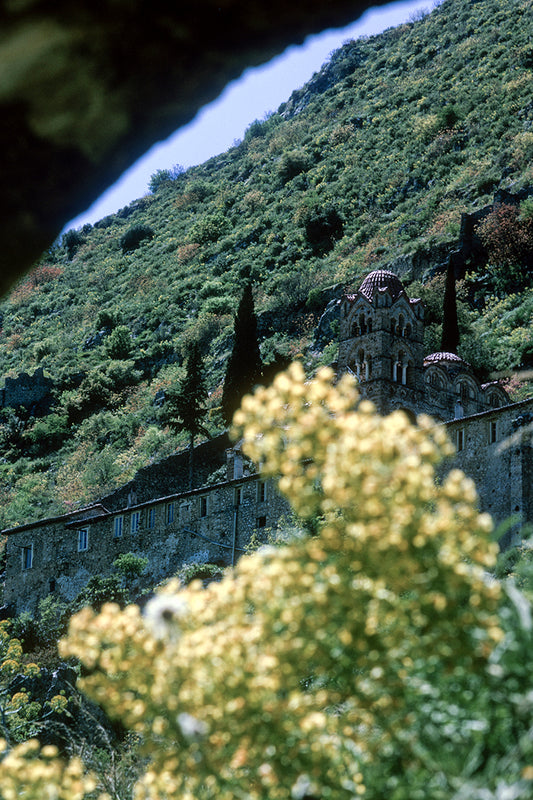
(67, 0, 435, 231)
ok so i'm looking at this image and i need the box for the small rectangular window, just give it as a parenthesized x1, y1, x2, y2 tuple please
(148, 507, 156, 529)
(257, 481, 267, 503)
(78, 528, 89, 552)
(489, 420, 498, 444)
(456, 429, 464, 452)
(234, 487, 242, 506)
(256, 516, 267, 528)
(22, 544, 33, 570)
(166, 503, 174, 524)
(131, 511, 141, 534)
(200, 496, 208, 517)
(114, 516, 123, 538)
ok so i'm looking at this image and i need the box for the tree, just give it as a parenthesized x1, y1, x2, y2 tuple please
(164, 341, 208, 488)
(61, 229, 85, 260)
(221, 282, 262, 425)
(119, 224, 154, 254)
(104, 325, 134, 359)
(476, 203, 533, 295)
(440, 255, 460, 353)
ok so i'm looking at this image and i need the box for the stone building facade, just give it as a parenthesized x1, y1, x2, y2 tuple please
(338, 270, 509, 420)
(445, 402, 533, 548)
(3, 463, 291, 614)
(3, 269, 532, 614)
(338, 269, 532, 544)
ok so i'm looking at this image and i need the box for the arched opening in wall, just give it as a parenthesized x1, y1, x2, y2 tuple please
(367, 317, 373, 333)
(457, 380, 476, 409)
(488, 393, 501, 408)
(393, 350, 405, 383)
(427, 372, 442, 389)
(405, 323, 412, 338)
(354, 349, 368, 381)
(358, 313, 367, 334)
(397, 314, 405, 337)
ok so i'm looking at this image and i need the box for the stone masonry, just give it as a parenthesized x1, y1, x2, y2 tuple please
(3, 269, 532, 614)
(3, 465, 291, 615)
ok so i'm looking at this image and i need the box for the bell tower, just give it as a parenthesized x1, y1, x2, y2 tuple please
(338, 270, 425, 415)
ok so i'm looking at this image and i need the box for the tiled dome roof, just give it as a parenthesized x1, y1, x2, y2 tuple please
(424, 351, 465, 365)
(358, 270, 405, 302)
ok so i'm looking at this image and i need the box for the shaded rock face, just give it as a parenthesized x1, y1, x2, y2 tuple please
(1, 0, 383, 295)
(8, 664, 119, 752)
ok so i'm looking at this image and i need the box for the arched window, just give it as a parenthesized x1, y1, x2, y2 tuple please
(393, 350, 406, 384)
(397, 314, 405, 337)
(355, 349, 370, 381)
(457, 381, 475, 404)
(355, 349, 365, 380)
(359, 313, 367, 335)
(393, 351, 413, 386)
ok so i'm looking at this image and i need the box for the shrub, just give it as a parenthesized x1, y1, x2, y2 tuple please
(24, 414, 70, 456)
(301, 202, 344, 254)
(176, 562, 224, 585)
(119, 224, 154, 254)
(277, 149, 312, 184)
(73, 576, 129, 613)
(476, 203, 533, 294)
(61, 229, 85, 260)
(95, 310, 118, 331)
(113, 553, 148, 586)
(148, 164, 185, 193)
(104, 325, 134, 359)
(189, 213, 229, 244)
(35, 596, 70, 646)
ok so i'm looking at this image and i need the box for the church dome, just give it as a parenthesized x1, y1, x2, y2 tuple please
(424, 352, 465, 365)
(424, 351, 470, 367)
(358, 270, 405, 302)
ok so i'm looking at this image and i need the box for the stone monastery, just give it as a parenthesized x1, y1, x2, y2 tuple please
(3, 270, 533, 613)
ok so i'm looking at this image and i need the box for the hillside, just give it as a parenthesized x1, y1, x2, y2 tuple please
(0, 0, 532, 529)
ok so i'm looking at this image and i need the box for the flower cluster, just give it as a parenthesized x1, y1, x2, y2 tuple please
(4, 365, 516, 798)
(0, 739, 96, 800)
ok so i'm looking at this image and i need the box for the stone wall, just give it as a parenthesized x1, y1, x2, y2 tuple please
(4, 474, 291, 614)
(443, 398, 533, 547)
(5, 398, 533, 615)
(99, 433, 233, 511)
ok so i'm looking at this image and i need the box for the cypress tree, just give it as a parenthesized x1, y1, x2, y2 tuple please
(222, 282, 262, 425)
(164, 341, 208, 488)
(440, 255, 460, 353)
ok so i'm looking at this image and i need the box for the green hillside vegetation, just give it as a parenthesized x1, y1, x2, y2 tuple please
(0, 0, 532, 528)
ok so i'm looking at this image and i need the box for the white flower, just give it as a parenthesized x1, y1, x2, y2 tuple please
(144, 594, 188, 640)
(177, 712, 208, 739)
(291, 774, 319, 799)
